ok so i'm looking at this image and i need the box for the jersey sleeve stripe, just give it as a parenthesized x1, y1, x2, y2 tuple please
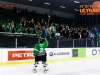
(34, 49, 38, 51)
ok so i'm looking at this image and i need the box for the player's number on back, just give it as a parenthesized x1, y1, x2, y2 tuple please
(40, 48, 43, 52)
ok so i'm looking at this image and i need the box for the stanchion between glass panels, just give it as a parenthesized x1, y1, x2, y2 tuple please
(73, 40, 74, 48)
(57, 40, 59, 48)
(15, 38, 17, 48)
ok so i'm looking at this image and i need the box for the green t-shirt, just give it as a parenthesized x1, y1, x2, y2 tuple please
(34, 40, 49, 56)
(17, 25, 24, 33)
(6, 25, 12, 32)
(48, 30, 52, 37)
(53, 28, 56, 33)
(30, 28, 35, 34)
(4, 25, 7, 32)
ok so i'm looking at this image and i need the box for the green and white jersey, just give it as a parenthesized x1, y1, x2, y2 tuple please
(34, 40, 49, 56)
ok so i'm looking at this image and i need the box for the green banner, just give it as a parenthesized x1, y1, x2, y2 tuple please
(72, 48, 86, 57)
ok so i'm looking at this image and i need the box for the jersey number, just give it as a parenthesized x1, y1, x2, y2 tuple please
(40, 48, 43, 52)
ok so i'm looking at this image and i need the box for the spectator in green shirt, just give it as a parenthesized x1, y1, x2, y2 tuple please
(17, 23, 24, 33)
(7, 23, 12, 32)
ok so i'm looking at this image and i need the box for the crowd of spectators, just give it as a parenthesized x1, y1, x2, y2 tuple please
(0, 18, 99, 40)
(0, 7, 99, 40)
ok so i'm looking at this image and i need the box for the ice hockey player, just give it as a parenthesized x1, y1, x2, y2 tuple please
(33, 38, 49, 73)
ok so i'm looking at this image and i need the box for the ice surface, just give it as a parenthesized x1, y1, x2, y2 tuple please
(0, 58, 100, 75)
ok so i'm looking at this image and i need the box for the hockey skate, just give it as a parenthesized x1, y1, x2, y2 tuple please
(32, 63, 38, 73)
(43, 64, 49, 73)
(32, 68, 37, 73)
(44, 68, 49, 73)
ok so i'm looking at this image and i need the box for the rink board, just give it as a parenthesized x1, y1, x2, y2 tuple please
(1, 56, 100, 66)
(0, 48, 100, 66)
(86, 48, 100, 57)
(0, 48, 72, 66)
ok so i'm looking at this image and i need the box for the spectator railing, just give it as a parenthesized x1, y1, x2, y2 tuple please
(0, 32, 36, 36)
(0, 32, 99, 48)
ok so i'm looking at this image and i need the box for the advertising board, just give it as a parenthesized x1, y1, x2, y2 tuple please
(0, 48, 72, 63)
(1, 48, 33, 62)
(72, 48, 86, 57)
(0, 49, 1, 64)
(0, 48, 100, 65)
(80, 1, 100, 15)
(8, 50, 34, 61)
(47, 48, 72, 60)
(86, 48, 100, 57)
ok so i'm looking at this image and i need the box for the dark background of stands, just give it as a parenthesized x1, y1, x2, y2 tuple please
(0, 35, 98, 48)
(0, 0, 97, 14)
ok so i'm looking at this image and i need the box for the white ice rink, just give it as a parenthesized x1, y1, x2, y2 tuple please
(0, 58, 100, 75)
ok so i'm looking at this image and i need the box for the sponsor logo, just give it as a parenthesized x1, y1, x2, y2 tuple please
(54, 52, 69, 55)
(49, 52, 53, 56)
(80, 1, 100, 15)
(72, 48, 86, 57)
(92, 49, 100, 56)
(0, 4, 20, 8)
(92, 49, 97, 55)
(49, 52, 69, 56)
(8, 50, 34, 61)
(72, 49, 78, 57)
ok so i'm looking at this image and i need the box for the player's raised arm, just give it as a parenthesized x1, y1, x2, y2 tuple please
(43, 38, 49, 48)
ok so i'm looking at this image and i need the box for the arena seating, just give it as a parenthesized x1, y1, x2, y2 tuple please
(0, 8, 98, 40)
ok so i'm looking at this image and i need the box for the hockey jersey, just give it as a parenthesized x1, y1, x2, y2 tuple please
(34, 39, 49, 56)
